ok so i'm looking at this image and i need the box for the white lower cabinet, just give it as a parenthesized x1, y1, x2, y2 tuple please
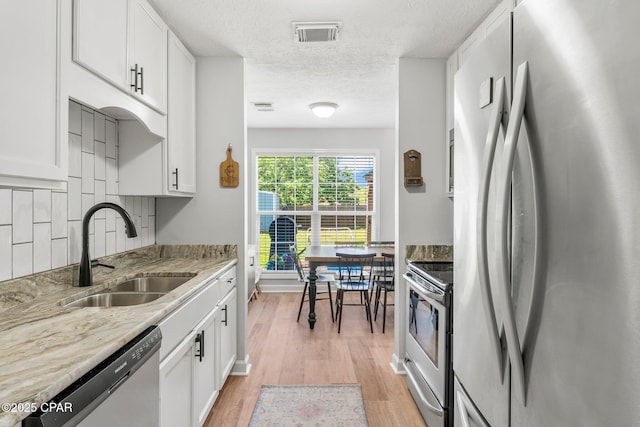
(217, 287, 237, 389)
(159, 265, 237, 427)
(193, 308, 219, 426)
(160, 333, 195, 427)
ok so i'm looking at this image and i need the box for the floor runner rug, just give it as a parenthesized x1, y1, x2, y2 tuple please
(249, 384, 368, 426)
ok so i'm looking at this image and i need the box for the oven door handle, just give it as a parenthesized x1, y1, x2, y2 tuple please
(403, 273, 444, 304)
(477, 76, 507, 382)
(405, 359, 444, 417)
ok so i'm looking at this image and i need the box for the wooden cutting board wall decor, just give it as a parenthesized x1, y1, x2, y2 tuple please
(220, 144, 239, 187)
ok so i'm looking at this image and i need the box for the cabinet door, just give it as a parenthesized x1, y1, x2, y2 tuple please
(217, 288, 237, 389)
(167, 32, 196, 195)
(129, 0, 167, 113)
(0, 1, 66, 188)
(73, 0, 129, 90)
(193, 308, 218, 427)
(160, 334, 194, 427)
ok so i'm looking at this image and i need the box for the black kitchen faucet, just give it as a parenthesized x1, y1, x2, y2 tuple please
(78, 203, 137, 287)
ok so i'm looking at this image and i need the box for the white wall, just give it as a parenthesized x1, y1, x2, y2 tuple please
(393, 57, 453, 371)
(155, 57, 250, 374)
(397, 59, 453, 248)
(247, 128, 395, 244)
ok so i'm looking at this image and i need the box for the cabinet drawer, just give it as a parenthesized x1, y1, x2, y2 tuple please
(219, 267, 236, 300)
(159, 278, 219, 360)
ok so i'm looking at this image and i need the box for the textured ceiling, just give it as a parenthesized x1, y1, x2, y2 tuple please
(149, 0, 501, 128)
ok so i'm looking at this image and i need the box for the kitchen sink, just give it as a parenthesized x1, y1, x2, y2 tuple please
(65, 292, 166, 308)
(107, 275, 194, 293)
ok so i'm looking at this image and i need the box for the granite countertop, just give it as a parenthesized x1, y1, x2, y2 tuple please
(0, 244, 237, 427)
(405, 244, 453, 262)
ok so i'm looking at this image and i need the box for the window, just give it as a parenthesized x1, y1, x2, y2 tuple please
(256, 154, 376, 271)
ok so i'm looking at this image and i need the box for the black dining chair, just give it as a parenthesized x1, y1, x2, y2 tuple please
(373, 252, 395, 333)
(334, 252, 375, 333)
(290, 245, 335, 323)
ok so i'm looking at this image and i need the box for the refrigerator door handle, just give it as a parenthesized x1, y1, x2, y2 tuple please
(456, 387, 490, 427)
(496, 61, 529, 405)
(477, 76, 508, 382)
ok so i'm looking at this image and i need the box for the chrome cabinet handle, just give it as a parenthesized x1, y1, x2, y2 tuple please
(477, 76, 508, 382)
(495, 61, 530, 405)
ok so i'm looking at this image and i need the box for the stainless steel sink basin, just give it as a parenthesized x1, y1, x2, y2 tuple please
(107, 276, 193, 293)
(65, 292, 166, 308)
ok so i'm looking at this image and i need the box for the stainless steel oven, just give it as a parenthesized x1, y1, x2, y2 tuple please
(404, 262, 453, 427)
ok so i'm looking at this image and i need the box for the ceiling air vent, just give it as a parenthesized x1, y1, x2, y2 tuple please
(253, 102, 274, 112)
(293, 21, 342, 43)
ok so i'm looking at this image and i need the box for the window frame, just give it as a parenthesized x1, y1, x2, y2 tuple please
(252, 148, 380, 275)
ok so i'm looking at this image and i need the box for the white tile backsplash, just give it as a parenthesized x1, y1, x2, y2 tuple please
(51, 192, 67, 239)
(33, 223, 52, 273)
(0, 101, 156, 281)
(68, 133, 82, 178)
(67, 177, 82, 221)
(13, 243, 33, 277)
(94, 218, 106, 258)
(106, 119, 117, 158)
(69, 101, 81, 135)
(95, 142, 106, 181)
(81, 152, 95, 194)
(106, 158, 117, 195)
(51, 238, 68, 269)
(94, 112, 106, 143)
(115, 217, 126, 253)
(81, 110, 94, 153)
(33, 190, 52, 223)
(67, 220, 82, 265)
(82, 194, 95, 234)
(0, 226, 12, 281)
(95, 180, 106, 206)
(12, 191, 33, 244)
(0, 189, 11, 225)
(105, 231, 116, 256)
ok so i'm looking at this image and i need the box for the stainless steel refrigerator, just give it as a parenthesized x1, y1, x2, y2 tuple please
(453, 0, 640, 425)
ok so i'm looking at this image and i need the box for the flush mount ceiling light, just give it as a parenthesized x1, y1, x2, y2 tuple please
(309, 102, 338, 118)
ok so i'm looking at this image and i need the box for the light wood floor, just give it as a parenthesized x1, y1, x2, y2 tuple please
(204, 291, 427, 427)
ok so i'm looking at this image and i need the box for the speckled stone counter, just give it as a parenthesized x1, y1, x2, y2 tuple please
(0, 244, 237, 427)
(405, 244, 453, 262)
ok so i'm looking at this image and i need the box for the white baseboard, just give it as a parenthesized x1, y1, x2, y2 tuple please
(390, 353, 406, 375)
(231, 354, 251, 376)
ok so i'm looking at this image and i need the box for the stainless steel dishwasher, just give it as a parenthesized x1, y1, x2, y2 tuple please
(23, 326, 162, 427)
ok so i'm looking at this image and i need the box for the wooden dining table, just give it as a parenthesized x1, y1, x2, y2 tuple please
(303, 245, 395, 329)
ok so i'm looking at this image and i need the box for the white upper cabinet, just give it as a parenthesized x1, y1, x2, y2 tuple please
(0, 1, 67, 189)
(73, 0, 129, 91)
(167, 32, 196, 195)
(72, 0, 167, 114)
(129, 0, 168, 113)
(119, 31, 196, 197)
